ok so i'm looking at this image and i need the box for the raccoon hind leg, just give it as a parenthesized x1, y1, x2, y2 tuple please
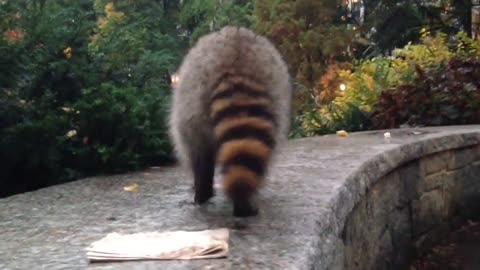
(191, 143, 216, 204)
(174, 121, 216, 204)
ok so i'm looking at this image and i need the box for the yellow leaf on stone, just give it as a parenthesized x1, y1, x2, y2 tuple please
(123, 183, 138, 192)
(336, 130, 348, 137)
(63, 47, 72, 58)
(66, 130, 77, 137)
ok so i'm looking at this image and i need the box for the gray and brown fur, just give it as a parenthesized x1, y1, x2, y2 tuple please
(169, 26, 292, 217)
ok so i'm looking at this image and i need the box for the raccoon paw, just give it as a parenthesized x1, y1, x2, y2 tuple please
(194, 189, 214, 204)
(233, 201, 258, 217)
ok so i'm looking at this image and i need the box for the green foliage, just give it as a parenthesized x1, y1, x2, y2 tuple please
(293, 101, 372, 138)
(179, 0, 253, 44)
(455, 30, 480, 57)
(0, 0, 179, 197)
(69, 83, 173, 172)
(0, 89, 70, 195)
(1, 0, 95, 196)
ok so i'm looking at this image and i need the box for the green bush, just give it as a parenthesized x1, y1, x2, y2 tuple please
(179, 0, 253, 44)
(0, 1, 179, 197)
(0, 90, 70, 195)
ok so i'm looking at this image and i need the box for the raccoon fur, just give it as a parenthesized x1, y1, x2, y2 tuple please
(169, 26, 292, 217)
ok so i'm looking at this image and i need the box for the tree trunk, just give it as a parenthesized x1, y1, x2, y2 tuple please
(473, 4, 480, 38)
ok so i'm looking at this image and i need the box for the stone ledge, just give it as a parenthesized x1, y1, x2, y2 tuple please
(0, 125, 479, 270)
(343, 142, 480, 270)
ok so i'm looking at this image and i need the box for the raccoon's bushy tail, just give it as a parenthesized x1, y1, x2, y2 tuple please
(209, 75, 276, 217)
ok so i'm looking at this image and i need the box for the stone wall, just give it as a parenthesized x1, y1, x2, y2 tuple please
(343, 144, 480, 270)
(2, 126, 479, 270)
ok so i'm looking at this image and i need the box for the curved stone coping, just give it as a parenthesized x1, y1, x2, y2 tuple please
(0, 125, 479, 270)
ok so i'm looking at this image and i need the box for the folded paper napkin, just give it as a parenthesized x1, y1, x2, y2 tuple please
(86, 228, 229, 262)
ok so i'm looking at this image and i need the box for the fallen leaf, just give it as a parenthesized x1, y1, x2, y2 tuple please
(123, 183, 138, 192)
(66, 130, 77, 137)
(336, 130, 348, 137)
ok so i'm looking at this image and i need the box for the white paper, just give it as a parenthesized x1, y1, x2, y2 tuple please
(86, 228, 229, 262)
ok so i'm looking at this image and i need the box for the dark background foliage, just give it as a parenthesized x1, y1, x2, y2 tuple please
(373, 58, 480, 129)
(0, 0, 180, 197)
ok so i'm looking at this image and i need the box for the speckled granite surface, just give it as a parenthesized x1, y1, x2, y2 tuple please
(1, 126, 479, 270)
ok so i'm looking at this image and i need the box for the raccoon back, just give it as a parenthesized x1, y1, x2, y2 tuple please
(170, 26, 291, 183)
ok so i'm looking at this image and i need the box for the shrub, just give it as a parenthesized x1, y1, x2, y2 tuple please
(297, 30, 480, 136)
(0, 90, 71, 195)
(67, 83, 173, 175)
(0, 0, 96, 196)
(372, 57, 480, 129)
(0, 1, 179, 197)
(179, 0, 253, 45)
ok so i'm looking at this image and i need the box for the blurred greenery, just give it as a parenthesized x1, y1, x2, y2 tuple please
(0, 0, 180, 197)
(1, 0, 478, 196)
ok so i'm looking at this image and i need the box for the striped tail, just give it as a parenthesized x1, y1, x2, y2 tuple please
(209, 75, 276, 217)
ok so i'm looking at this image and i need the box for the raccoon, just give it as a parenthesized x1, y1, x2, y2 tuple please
(169, 26, 292, 217)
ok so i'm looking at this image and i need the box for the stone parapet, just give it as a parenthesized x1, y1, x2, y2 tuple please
(1, 126, 479, 269)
